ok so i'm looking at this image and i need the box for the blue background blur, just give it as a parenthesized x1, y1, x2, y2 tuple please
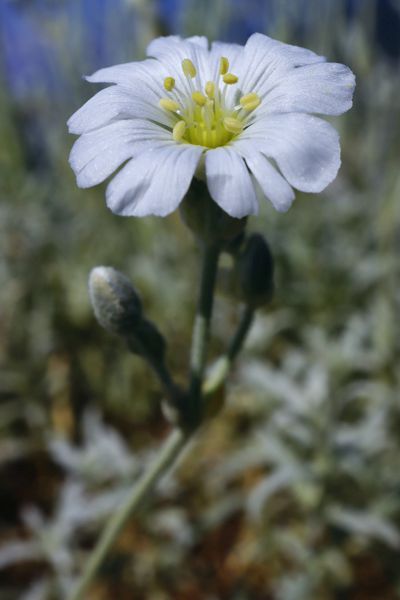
(1, 0, 399, 103)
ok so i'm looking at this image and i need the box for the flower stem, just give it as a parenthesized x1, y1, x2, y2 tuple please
(227, 305, 254, 362)
(203, 305, 254, 397)
(145, 354, 184, 413)
(67, 428, 188, 600)
(187, 242, 221, 427)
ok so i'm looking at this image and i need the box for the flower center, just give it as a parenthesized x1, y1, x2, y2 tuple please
(158, 56, 261, 149)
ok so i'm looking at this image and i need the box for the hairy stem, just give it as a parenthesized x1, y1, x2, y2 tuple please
(67, 428, 188, 600)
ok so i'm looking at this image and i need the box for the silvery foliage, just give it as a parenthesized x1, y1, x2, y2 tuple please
(0, 411, 174, 599)
(201, 300, 400, 597)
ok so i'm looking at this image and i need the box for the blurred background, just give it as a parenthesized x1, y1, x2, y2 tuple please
(1, 0, 400, 598)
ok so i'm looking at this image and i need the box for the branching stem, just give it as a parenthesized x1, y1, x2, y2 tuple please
(68, 241, 256, 600)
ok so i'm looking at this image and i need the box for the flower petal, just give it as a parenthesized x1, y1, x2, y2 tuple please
(69, 120, 171, 188)
(86, 58, 160, 86)
(146, 35, 209, 56)
(185, 36, 209, 50)
(238, 113, 341, 193)
(237, 33, 325, 97)
(209, 41, 244, 79)
(86, 59, 167, 105)
(146, 35, 211, 95)
(106, 144, 203, 217)
(205, 147, 258, 218)
(238, 147, 295, 212)
(67, 86, 171, 135)
(257, 62, 355, 116)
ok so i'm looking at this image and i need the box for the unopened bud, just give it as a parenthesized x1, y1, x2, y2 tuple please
(88, 266, 142, 335)
(235, 234, 274, 307)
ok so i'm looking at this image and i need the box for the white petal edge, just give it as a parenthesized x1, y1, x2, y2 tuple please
(67, 86, 171, 135)
(236, 32, 326, 96)
(236, 113, 341, 193)
(256, 62, 355, 117)
(146, 35, 212, 97)
(69, 120, 171, 188)
(238, 148, 295, 212)
(205, 147, 258, 218)
(86, 59, 168, 107)
(209, 40, 244, 80)
(106, 143, 204, 217)
(90, 36, 210, 95)
(86, 58, 161, 86)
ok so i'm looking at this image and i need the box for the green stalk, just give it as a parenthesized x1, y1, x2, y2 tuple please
(187, 241, 221, 426)
(68, 241, 221, 599)
(67, 428, 188, 600)
(203, 305, 254, 397)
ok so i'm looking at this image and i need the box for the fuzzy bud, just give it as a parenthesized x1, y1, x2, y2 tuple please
(235, 234, 274, 307)
(219, 235, 274, 307)
(88, 266, 142, 336)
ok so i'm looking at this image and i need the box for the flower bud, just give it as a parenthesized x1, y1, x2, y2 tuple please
(235, 234, 274, 307)
(179, 179, 247, 243)
(88, 266, 142, 336)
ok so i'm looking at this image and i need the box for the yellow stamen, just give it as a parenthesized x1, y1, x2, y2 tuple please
(159, 98, 180, 112)
(172, 120, 186, 142)
(158, 54, 250, 148)
(164, 77, 175, 91)
(220, 56, 229, 75)
(192, 91, 207, 107)
(182, 58, 196, 78)
(205, 81, 215, 99)
(223, 117, 243, 135)
(240, 92, 261, 111)
(223, 73, 239, 85)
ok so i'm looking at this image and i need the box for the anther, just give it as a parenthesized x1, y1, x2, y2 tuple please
(182, 58, 196, 78)
(192, 91, 207, 107)
(240, 93, 261, 111)
(159, 98, 180, 112)
(220, 57, 229, 75)
(223, 117, 243, 135)
(205, 81, 215, 98)
(172, 120, 186, 142)
(164, 77, 175, 91)
(223, 73, 238, 85)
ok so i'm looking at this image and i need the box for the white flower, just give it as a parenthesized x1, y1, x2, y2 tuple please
(68, 33, 355, 218)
